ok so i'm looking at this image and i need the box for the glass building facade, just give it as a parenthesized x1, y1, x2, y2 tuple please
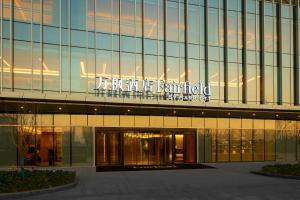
(0, 0, 300, 167)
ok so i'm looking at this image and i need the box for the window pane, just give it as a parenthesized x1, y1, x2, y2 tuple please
(188, 59, 199, 84)
(96, 50, 112, 78)
(286, 129, 296, 161)
(14, 0, 32, 22)
(247, 64, 257, 103)
(33, 43, 42, 90)
(265, 120, 275, 161)
(71, 47, 87, 92)
(208, 8, 219, 45)
(145, 55, 157, 80)
(167, 57, 179, 82)
(253, 129, 264, 161)
(62, 46, 70, 92)
(228, 63, 238, 102)
(217, 129, 229, 162)
(230, 129, 241, 161)
(144, 0, 158, 39)
(282, 67, 291, 104)
(228, 11, 238, 48)
(0, 126, 18, 167)
(87, 49, 96, 93)
(242, 129, 252, 161)
(121, 0, 135, 36)
(71, 0, 86, 30)
(2, 39, 12, 89)
(121, 52, 135, 79)
(14, 41, 32, 90)
(43, 26, 60, 44)
(265, 66, 274, 103)
(43, 44, 60, 91)
(61, 0, 69, 28)
(14, 22, 31, 41)
(43, 0, 60, 26)
(96, 0, 112, 33)
(209, 61, 219, 101)
(166, 1, 179, 41)
(71, 30, 87, 47)
(71, 127, 93, 166)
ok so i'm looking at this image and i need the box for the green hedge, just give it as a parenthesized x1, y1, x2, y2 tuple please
(260, 164, 300, 176)
(0, 170, 76, 193)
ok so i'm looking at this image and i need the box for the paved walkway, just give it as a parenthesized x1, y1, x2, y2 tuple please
(18, 162, 300, 200)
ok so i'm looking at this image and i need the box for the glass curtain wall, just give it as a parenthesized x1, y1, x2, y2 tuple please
(1, 0, 300, 106)
(199, 118, 293, 163)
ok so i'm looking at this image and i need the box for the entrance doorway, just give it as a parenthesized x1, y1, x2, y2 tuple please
(175, 133, 196, 163)
(96, 132, 121, 166)
(95, 128, 196, 166)
(123, 132, 173, 165)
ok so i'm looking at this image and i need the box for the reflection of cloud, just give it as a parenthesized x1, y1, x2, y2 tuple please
(15, 0, 28, 21)
(0, 57, 11, 67)
(210, 73, 219, 80)
(102, 64, 107, 75)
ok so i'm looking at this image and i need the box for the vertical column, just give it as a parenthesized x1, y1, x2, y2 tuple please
(0, 0, 3, 92)
(142, 0, 145, 80)
(184, 0, 188, 82)
(204, 0, 208, 85)
(59, 0, 62, 93)
(68, 0, 71, 93)
(223, 0, 228, 103)
(41, 0, 44, 91)
(242, 0, 247, 103)
(293, 0, 299, 105)
(119, 0, 121, 79)
(10, 0, 14, 91)
(276, 2, 282, 105)
(260, 0, 265, 104)
(163, 0, 167, 80)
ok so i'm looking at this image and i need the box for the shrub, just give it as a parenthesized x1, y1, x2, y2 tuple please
(260, 164, 300, 176)
(0, 170, 76, 193)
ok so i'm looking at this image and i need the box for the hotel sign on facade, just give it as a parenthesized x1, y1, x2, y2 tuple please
(95, 76, 212, 102)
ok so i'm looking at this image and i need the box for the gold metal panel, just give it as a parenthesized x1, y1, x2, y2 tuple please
(191, 118, 204, 128)
(242, 119, 252, 129)
(71, 115, 87, 126)
(104, 115, 120, 127)
(177, 117, 192, 128)
(36, 114, 53, 126)
(120, 116, 134, 127)
(163, 117, 178, 128)
(149, 116, 163, 128)
(265, 120, 275, 130)
(54, 115, 70, 126)
(205, 118, 217, 129)
(253, 119, 264, 129)
(218, 118, 230, 129)
(134, 116, 150, 127)
(88, 115, 103, 127)
(230, 118, 241, 129)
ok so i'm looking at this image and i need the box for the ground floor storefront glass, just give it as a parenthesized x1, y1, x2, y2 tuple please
(0, 114, 299, 167)
(95, 129, 196, 166)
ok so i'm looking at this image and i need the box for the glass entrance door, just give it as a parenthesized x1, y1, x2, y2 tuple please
(123, 132, 173, 165)
(95, 129, 196, 166)
(96, 132, 121, 166)
(175, 133, 196, 164)
(175, 134, 184, 163)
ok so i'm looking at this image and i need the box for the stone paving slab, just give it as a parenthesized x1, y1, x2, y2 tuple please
(15, 163, 300, 200)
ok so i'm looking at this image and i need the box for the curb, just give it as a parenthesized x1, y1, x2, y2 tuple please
(251, 171, 300, 180)
(0, 178, 79, 200)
